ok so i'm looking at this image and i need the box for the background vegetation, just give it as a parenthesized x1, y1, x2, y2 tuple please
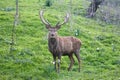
(0, 0, 120, 80)
(95, 0, 120, 25)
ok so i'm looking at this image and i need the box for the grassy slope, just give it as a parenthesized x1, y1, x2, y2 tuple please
(0, 0, 120, 80)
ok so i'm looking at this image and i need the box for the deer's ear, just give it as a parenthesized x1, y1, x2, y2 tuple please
(46, 25, 51, 29)
(56, 25, 61, 30)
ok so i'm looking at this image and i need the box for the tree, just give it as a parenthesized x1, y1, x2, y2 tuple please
(86, 0, 104, 18)
(95, 0, 120, 25)
(10, 0, 19, 53)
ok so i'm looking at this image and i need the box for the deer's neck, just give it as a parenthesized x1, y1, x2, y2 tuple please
(48, 37, 59, 53)
(49, 38, 57, 44)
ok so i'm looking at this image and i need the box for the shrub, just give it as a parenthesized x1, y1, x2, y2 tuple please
(45, 0, 52, 7)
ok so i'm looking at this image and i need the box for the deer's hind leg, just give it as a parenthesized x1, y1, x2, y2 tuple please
(68, 54, 75, 71)
(74, 49, 81, 72)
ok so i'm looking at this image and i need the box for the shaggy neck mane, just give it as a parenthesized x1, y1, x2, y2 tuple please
(49, 38, 57, 44)
(48, 37, 58, 53)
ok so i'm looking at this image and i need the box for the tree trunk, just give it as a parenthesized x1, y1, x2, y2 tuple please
(86, 0, 104, 18)
(10, 0, 19, 53)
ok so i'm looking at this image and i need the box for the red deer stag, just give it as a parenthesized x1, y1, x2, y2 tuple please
(39, 10, 82, 73)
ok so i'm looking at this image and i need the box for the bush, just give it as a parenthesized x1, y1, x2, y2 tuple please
(45, 0, 52, 7)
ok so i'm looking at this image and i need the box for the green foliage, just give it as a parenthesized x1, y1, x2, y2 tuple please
(0, 0, 120, 80)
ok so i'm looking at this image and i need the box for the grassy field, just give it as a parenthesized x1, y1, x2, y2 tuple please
(0, 0, 120, 80)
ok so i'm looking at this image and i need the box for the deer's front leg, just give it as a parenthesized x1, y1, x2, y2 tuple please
(57, 55, 61, 73)
(53, 55, 56, 71)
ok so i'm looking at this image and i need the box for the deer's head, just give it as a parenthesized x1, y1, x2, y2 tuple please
(39, 10, 69, 39)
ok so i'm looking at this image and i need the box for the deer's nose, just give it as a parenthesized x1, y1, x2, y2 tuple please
(51, 34, 54, 36)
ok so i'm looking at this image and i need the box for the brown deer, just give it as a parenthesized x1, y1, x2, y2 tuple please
(39, 10, 82, 73)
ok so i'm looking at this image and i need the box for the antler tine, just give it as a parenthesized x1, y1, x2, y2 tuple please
(58, 13, 70, 26)
(39, 10, 50, 26)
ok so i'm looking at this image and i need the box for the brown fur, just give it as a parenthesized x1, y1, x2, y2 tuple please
(48, 34, 81, 73)
(48, 36, 81, 56)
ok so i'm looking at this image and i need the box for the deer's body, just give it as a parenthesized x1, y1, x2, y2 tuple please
(39, 10, 82, 73)
(48, 36, 81, 56)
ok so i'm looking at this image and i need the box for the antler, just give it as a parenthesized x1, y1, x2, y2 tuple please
(57, 13, 70, 26)
(39, 10, 50, 26)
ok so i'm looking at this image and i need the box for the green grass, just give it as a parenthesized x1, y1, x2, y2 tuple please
(0, 0, 120, 80)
